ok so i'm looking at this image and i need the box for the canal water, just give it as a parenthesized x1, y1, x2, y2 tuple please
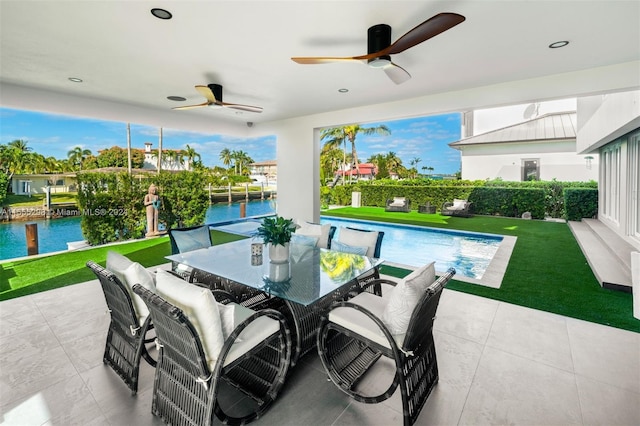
(0, 200, 276, 261)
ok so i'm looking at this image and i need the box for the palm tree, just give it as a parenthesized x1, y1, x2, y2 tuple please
(410, 157, 421, 179)
(321, 124, 390, 182)
(183, 144, 201, 170)
(8, 139, 32, 152)
(67, 146, 92, 170)
(219, 148, 232, 172)
(385, 151, 400, 170)
(232, 150, 253, 175)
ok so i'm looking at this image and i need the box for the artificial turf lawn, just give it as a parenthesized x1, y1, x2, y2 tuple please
(325, 207, 639, 333)
(0, 230, 245, 301)
(1, 209, 638, 333)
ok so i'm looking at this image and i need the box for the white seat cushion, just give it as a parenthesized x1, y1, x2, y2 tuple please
(106, 251, 155, 325)
(389, 197, 406, 206)
(331, 240, 368, 256)
(223, 303, 280, 366)
(296, 221, 332, 249)
(381, 262, 435, 335)
(291, 233, 319, 247)
(329, 292, 404, 349)
(451, 199, 468, 210)
(156, 270, 225, 370)
(337, 227, 380, 257)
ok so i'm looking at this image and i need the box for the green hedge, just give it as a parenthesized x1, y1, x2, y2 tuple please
(323, 179, 598, 219)
(470, 187, 546, 219)
(564, 188, 598, 221)
(0, 174, 8, 205)
(77, 171, 209, 245)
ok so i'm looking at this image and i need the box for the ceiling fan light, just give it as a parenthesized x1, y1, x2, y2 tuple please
(368, 57, 391, 68)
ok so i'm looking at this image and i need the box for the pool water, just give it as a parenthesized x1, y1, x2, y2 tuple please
(320, 217, 502, 279)
(215, 216, 503, 280)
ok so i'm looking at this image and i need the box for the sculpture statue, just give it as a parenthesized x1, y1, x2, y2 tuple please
(144, 184, 161, 236)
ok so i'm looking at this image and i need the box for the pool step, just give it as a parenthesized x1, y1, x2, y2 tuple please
(568, 219, 633, 292)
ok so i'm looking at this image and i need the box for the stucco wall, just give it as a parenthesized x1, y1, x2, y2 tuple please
(577, 90, 640, 152)
(460, 140, 599, 181)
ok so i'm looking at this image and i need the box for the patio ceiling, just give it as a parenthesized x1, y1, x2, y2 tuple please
(0, 1, 639, 134)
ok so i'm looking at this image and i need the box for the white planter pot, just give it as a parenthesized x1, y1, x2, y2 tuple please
(268, 242, 290, 263)
(268, 261, 291, 282)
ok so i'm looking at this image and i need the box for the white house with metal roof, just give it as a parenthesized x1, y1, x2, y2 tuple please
(450, 111, 599, 182)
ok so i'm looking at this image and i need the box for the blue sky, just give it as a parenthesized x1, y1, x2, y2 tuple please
(0, 107, 462, 174)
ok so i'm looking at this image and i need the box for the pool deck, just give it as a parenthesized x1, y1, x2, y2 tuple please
(1, 264, 637, 425)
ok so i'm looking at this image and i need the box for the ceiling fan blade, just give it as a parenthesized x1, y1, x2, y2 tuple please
(291, 56, 369, 64)
(386, 13, 465, 55)
(172, 101, 211, 110)
(384, 62, 411, 84)
(195, 85, 217, 103)
(220, 102, 263, 113)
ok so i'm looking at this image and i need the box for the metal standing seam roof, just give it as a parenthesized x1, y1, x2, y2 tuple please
(449, 111, 577, 148)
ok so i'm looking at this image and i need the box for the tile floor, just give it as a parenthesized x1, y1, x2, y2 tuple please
(0, 272, 638, 425)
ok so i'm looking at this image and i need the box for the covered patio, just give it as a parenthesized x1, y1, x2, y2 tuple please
(1, 267, 638, 425)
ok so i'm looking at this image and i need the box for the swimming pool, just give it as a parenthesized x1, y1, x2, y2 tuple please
(215, 216, 504, 280)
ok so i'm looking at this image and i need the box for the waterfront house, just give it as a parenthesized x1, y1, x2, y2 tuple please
(10, 173, 77, 195)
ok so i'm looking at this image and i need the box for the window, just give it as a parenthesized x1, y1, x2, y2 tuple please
(522, 159, 539, 181)
(19, 180, 31, 195)
(628, 132, 640, 238)
(601, 142, 621, 223)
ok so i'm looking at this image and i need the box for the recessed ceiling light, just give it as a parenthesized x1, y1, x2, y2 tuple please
(151, 8, 172, 20)
(549, 40, 569, 49)
(68, 77, 83, 83)
(338, 88, 349, 93)
(167, 96, 186, 101)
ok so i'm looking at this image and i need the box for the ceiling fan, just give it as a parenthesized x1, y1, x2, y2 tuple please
(173, 84, 263, 113)
(291, 12, 465, 84)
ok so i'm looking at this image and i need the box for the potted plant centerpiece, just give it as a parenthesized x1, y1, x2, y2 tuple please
(254, 216, 296, 263)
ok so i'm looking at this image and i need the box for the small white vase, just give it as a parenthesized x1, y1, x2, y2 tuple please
(268, 242, 290, 263)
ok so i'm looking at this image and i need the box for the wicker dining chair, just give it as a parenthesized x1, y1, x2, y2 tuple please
(87, 260, 156, 395)
(133, 278, 292, 425)
(168, 224, 222, 288)
(333, 226, 385, 295)
(317, 267, 456, 426)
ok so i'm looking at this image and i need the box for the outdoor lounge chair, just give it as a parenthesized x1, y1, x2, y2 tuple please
(441, 198, 473, 217)
(87, 260, 157, 395)
(317, 266, 456, 426)
(133, 270, 291, 425)
(385, 197, 411, 212)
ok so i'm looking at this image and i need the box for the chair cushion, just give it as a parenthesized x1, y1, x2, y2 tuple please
(389, 197, 406, 206)
(156, 270, 225, 369)
(337, 227, 380, 257)
(122, 262, 156, 324)
(451, 199, 468, 210)
(106, 251, 155, 325)
(296, 221, 332, 249)
(291, 233, 319, 247)
(223, 303, 280, 367)
(331, 240, 368, 256)
(171, 226, 212, 253)
(328, 292, 404, 349)
(381, 262, 435, 335)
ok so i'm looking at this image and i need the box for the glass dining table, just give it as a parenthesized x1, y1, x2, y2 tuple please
(166, 238, 384, 365)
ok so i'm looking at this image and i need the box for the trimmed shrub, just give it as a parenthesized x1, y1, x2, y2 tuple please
(564, 188, 598, 221)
